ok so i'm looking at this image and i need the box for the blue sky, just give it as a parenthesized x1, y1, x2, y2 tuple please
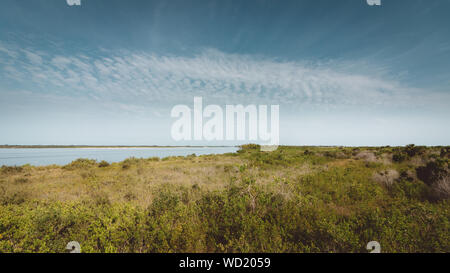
(0, 0, 449, 146)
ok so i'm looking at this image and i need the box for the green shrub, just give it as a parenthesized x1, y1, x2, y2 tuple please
(120, 157, 144, 170)
(98, 161, 110, 168)
(389, 178, 429, 200)
(1, 166, 23, 174)
(391, 145, 426, 163)
(63, 159, 97, 170)
(416, 160, 448, 186)
(404, 144, 426, 157)
(238, 144, 261, 153)
(393, 153, 407, 162)
(351, 148, 360, 156)
(416, 159, 449, 201)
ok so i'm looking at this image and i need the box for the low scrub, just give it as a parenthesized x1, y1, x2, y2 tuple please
(0, 145, 449, 253)
(1, 166, 23, 174)
(98, 161, 110, 168)
(0, 178, 448, 253)
(63, 159, 97, 170)
(416, 159, 449, 186)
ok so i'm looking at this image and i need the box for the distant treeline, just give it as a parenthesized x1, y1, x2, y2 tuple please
(0, 145, 233, 149)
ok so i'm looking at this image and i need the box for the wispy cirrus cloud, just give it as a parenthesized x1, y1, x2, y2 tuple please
(0, 44, 446, 114)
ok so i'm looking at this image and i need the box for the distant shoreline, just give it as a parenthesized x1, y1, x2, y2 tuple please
(5, 144, 446, 149)
(0, 145, 236, 149)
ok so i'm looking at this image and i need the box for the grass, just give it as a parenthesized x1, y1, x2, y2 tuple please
(0, 145, 448, 253)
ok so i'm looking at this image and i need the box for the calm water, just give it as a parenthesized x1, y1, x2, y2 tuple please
(0, 147, 238, 166)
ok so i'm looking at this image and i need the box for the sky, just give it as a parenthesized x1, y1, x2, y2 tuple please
(0, 0, 449, 146)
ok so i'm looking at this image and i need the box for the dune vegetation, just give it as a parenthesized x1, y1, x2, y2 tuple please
(0, 145, 449, 253)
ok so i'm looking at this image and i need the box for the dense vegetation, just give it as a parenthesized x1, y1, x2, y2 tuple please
(0, 145, 448, 253)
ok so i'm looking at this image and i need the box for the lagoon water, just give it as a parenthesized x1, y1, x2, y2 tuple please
(0, 147, 238, 166)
